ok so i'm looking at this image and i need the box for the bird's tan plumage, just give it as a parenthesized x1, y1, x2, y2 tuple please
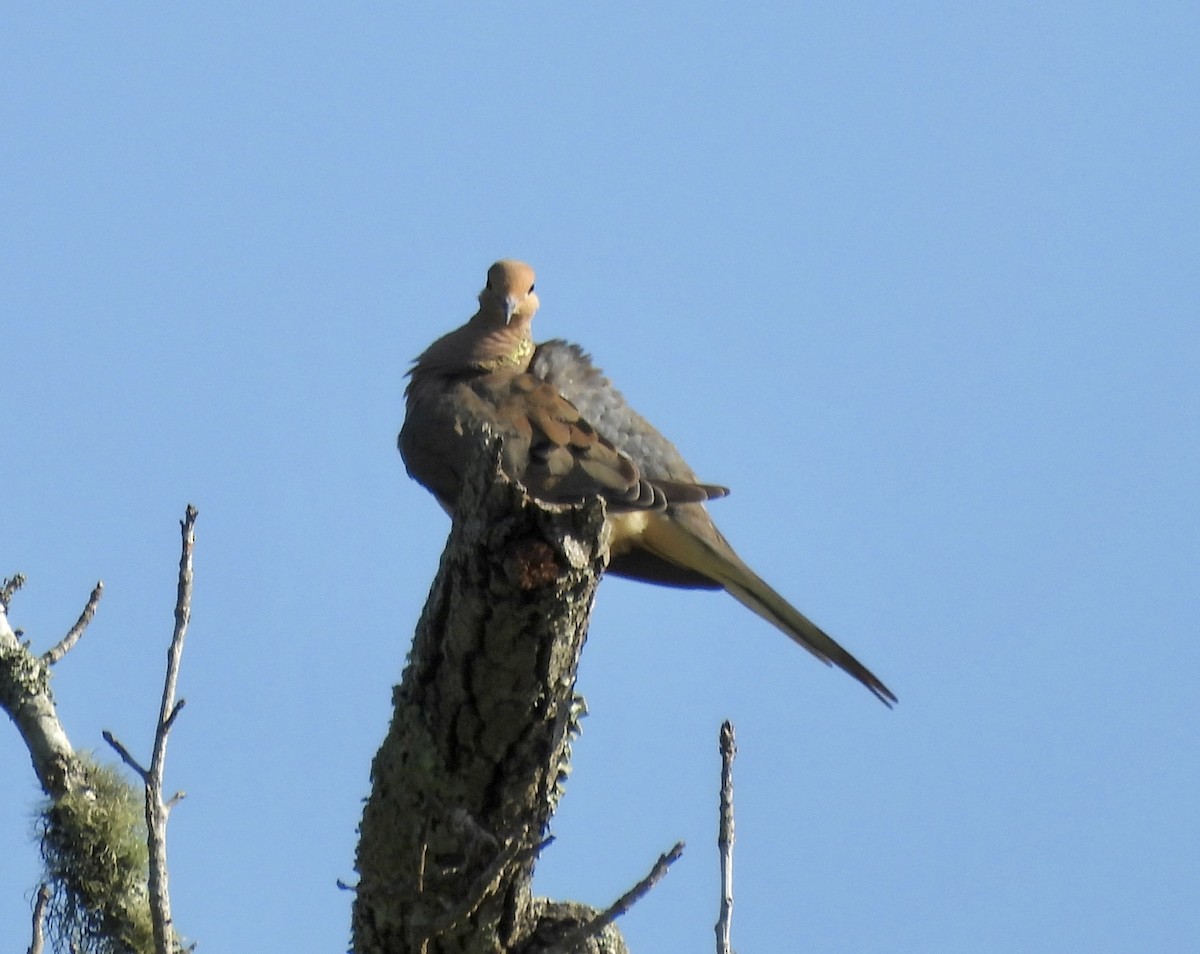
(402, 261, 725, 515)
(400, 260, 896, 706)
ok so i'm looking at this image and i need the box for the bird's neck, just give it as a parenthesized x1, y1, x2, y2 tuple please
(407, 315, 534, 395)
(475, 329, 534, 371)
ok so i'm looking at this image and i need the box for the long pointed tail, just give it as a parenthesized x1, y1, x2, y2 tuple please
(723, 569, 896, 706)
(640, 513, 897, 706)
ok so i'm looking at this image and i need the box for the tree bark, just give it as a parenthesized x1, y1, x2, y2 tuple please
(0, 597, 86, 799)
(2, 583, 158, 952)
(352, 448, 628, 954)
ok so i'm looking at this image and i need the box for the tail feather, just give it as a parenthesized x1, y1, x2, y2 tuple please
(723, 572, 896, 707)
(639, 513, 896, 706)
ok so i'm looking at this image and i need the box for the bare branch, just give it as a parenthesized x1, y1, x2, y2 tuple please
(27, 883, 51, 954)
(162, 698, 187, 735)
(102, 729, 149, 782)
(4, 551, 212, 950)
(715, 721, 737, 954)
(5, 580, 161, 950)
(0, 593, 83, 797)
(2, 573, 27, 608)
(545, 842, 685, 954)
(143, 503, 199, 954)
(42, 581, 104, 666)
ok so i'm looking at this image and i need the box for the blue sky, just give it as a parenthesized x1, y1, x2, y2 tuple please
(3, 4, 1197, 951)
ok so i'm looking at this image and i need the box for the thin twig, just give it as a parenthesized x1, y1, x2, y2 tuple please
(1, 573, 27, 608)
(546, 841, 686, 954)
(162, 699, 187, 734)
(27, 883, 51, 954)
(146, 504, 199, 954)
(715, 720, 736, 954)
(101, 730, 149, 782)
(417, 831, 553, 944)
(417, 841, 428, 894)
(42, 581, 104, 665)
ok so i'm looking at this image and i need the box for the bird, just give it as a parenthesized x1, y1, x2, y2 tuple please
(400, 260, 896, 706)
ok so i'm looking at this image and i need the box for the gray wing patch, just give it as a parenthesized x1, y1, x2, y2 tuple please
(531, 340, 709, 485)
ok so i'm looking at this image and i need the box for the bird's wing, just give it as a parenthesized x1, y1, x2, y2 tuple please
(530, 339, 896, 706)
(531, 340, 723, 486)
(400, 368, 725, 516)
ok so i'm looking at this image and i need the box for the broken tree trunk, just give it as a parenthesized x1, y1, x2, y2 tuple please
(353, 447, 628, 954)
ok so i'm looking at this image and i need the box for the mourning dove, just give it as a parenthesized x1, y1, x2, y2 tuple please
(400, 260, 896, 706)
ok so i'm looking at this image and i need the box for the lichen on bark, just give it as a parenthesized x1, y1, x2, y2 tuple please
(352, 447, 628, 954)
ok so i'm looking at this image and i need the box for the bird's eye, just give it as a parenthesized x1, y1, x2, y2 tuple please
(528, 283, 535, 293)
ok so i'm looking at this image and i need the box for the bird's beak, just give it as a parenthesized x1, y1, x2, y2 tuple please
(504, 295, 520, 324)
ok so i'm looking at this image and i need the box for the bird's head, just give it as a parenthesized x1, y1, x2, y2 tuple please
(479, 259, 539, 329)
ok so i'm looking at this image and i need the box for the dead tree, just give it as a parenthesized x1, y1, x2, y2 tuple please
(1, 509, 196, 954)
(3, 458, 686, 953)
(352, 448, 680, 954)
